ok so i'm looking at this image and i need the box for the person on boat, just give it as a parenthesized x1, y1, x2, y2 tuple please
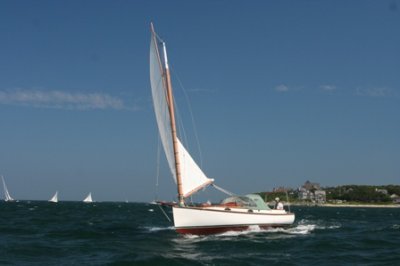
(200, 200, 211, 207)
(274, 197, 284, 210)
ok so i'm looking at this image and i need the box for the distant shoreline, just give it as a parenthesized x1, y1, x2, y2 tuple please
(289, 203, 400, 208)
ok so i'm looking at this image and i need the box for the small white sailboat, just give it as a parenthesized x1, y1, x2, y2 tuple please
(83, 192, 93, 203)
(1, 175, 15, 202)
(149, 23, 295, 235)
(49, 191, 58, 203)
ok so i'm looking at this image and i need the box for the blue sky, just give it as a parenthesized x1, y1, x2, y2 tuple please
(0, 0, 399, 202)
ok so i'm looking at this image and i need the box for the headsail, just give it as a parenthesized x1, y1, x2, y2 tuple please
(150, 24, 214, 198)
(1, 175, 14, 202)
(177, 140, 214, 197)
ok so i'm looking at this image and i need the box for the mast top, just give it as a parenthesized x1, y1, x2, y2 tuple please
(151, 23, 169, 70)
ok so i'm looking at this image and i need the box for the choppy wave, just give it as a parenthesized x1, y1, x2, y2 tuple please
(1, 202, 399, 265)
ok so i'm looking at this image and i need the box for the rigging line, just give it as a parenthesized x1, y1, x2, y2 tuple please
(285, 190, 291, 213)
(212, 184, 235, 196)
(154, 133, 161, 201)
(170, 67, 204, 167)
(157, 204, 172, 223)
(153, 31, 165, 45)
(173, 96, 190, 151)
(190, 195, 194, 205)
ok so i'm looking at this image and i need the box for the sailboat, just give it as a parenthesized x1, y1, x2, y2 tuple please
(1, 175, 15, 202)
(83, 192, 93, 203)
(49, 191, 58, 203)
(149, 23, 295, 235)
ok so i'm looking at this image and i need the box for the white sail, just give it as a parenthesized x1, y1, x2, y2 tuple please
(49, 191, 58, 203)
(150, 26, 214, 198)
(1, 175, 14, 202)
(177, 139, 214, 197)
(83, 192, 93, 203)
(150, 33, 175, 183)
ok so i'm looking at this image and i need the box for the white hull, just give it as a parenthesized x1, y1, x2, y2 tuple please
(173, 206, 295, 234)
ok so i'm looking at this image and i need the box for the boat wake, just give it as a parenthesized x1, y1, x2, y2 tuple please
(178, 219, 342, 240)
(220, 223, 318, 237)
(176, 225, 313, 240)
(144, 217, 341, 239)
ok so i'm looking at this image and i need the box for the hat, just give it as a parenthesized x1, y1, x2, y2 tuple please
(275, 197, 280, 201)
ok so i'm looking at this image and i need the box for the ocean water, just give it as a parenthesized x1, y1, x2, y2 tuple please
(0, 202, 399, 265)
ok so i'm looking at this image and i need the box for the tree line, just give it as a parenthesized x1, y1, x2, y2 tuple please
(258, 185, 400, 204)
(325, 185, 400, 203)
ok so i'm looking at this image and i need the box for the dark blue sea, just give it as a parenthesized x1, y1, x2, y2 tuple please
(1, 201, 399, 265)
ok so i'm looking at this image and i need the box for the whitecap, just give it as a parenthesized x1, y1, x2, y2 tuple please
(326, 224, 341, 229)
(296, 218, 341, 231)
(286, 224, 316, 234)
(143, 226, 175, 232)
(182, 234, 202, 239)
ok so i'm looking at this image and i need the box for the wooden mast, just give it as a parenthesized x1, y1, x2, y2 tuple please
(151, 23, 184, 206)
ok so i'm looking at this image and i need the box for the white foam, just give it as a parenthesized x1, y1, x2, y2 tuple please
(182, 223, 317, 238)
(296, 219, 341, 231)
(145, 226, 175, 232)
(326, 225, 341, 229)
(287, 224, 316, 234)
(148, 218, 341, 238)
(182, 234, 201, 239)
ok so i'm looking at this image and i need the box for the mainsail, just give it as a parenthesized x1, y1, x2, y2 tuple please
(49, 191, 58, 203)
(1, 175, 14, 202)
(150, 24, 214, 198)
(83, 192, 93, 203)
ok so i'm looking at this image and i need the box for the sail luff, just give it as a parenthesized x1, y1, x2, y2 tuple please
(162, 44, 184, 206)
(150, 24, 176, 181)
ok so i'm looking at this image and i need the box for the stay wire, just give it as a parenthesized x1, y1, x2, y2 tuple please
(170, 66, 204, 167)
(154, 134, 161, 201)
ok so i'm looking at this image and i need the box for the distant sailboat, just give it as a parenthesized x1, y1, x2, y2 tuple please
(1, 175, 15, 202)
(83, 192, 93, 203)
(49, 191, 58, 203)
